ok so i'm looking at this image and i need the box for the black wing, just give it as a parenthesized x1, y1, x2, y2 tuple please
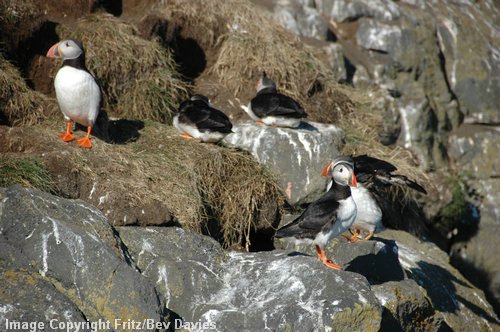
(353, 155, 397, 174)
(250, 93, 306, 118)
(353, 155, 427, 194)
(180, 101, 233, 133)
(275, 189, 339, 239)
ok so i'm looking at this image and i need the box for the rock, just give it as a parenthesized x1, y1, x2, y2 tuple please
(0, 185, 168, 325)
(223, 121, 344, 204)
(277, 229, 498, 329)
(434, 2, 499, 125)
(373, 279, 450, 332)
(323, 43, 348, 82)
(0, 259, 90, 331)
(450, 224, 500, 317)
(378, 229, 499, 330)
(273, 0, 330, 40)
(315, 0, 498, 170)
(448, 124, 500, 225)
(118, 226, 383, 331)
(274, 235, 406, 284)
(316, 0, 401, 22)
(356, 18, 415, 68)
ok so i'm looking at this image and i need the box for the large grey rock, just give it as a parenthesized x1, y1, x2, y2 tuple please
(378, 230, 499, 330)
(448, 125, 500, 225)
(434, 2, 499, 124)
(451, 224, 500, 318)
(276, 229, 499, 329)
(315, 0, 498, 169)
(223, 121, 344, 204)
(316, 0, 401, 22)
(323, 43, 348, 82)
(373, 280, 449, 332)
(118, 226, 383, 331)
(273, 0, 330, 40)
(0, 186, 168, 326)
(0, 255, 90, 332)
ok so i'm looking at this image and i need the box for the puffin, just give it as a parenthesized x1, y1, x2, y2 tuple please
(321, 155, 427, 242)
(241, 72, 307, 128)
(47, 39, 101, 149)
(173, 94, 233, 143)
(275, 156, 357, 270)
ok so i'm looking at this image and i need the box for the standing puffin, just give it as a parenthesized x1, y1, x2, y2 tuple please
(47, 39, 101, 149)
(241, 72, 307, 128)
(321, 155, 427, 241)
(173, 94, 233, 143)
(275, 156, 357, 270)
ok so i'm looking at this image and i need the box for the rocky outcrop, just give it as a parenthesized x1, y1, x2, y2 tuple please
(0, 185, 170, 328)
(118, 226, 383, 331)
(268, 0, 498, 171)
(1, 185, 498, 331)
(275, 229, 499, 331)
(448, 124, 500, 314)
(224, 121, 343, 204)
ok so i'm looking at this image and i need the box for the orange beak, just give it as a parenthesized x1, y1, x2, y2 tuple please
(46, 42, 61, 58)
(350, 173, 357, 187)
(320, 161, 333, 177)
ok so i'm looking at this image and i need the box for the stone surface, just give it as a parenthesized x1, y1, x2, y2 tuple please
(316, 0, 401, 22)
(276, 229, 499, 330)
(118, 226, 383, 331)
(379, 230, 499, 330)
(451, 224, 500, 317)
(0, 185, 168, 326)
(223, 121, 344, 204)
(448, 125, 500, 225)
(273, 0, 329, 40)
(0, 258, 90, 332)
(373, 279, 449, 332)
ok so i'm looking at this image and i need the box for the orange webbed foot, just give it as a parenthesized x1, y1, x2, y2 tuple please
(179, 133, 194, 139)
(315, 245, 342, 270)
(343, 228, 361, 243)
(255, 121, 265, 126)
(76, 136, 92, 149)
(58, 132, 75, 142)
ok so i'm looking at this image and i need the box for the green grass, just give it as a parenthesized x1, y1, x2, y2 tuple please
(0, 158, 55, 193)
(434, 175, 471, 235)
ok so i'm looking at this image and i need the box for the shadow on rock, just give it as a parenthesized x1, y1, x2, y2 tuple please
(345, 239, 405, 285)
(297, 121, 320, 132)
(410, 261, 499, 324)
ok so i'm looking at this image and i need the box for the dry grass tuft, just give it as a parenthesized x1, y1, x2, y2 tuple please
(56, 14, 189, 123)
(0, 0, 41, 30)
(126, 124, 285, 248)
(155, 0, 354, 124)
(0, 55, 57, 126)
(1, 122, 284, 249)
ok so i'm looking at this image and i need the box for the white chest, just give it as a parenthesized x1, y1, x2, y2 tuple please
(351, 186, 383, 231)
(314, 196, 357, 247)
(54, 66, 100, 127)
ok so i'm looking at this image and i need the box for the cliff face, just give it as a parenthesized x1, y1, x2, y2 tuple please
(0, 0, 498, 329)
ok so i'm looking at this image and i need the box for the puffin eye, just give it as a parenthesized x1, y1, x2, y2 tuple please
(65, 42, 70, 47)
(339, 167, 343, 173)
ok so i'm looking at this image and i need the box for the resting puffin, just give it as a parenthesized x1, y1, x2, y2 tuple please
(241, 72, 307, 128)
(321, 155, 427, 241)
(173, 94, 233, 143)
(47, 39, 101, 149)
(275, 156, 357, 270)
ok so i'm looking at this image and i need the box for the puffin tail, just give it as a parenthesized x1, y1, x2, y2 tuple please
(274, 221, 301, 238)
